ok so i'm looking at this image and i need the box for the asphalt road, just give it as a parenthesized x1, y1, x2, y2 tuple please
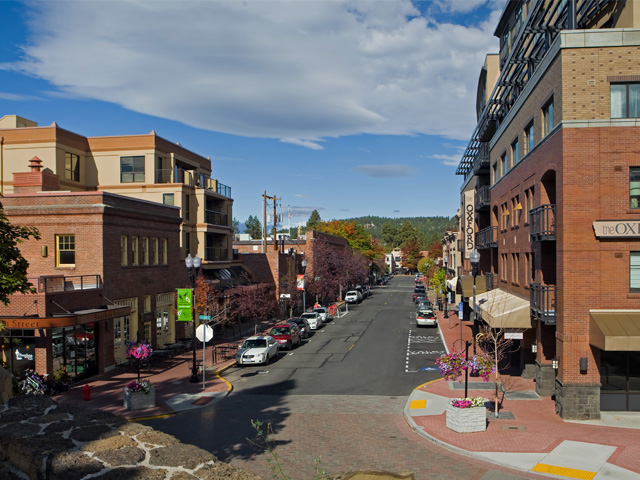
(143, 276, 543, 480)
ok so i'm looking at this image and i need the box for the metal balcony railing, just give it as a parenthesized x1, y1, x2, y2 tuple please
(529, 204, 556, 241)
(205, 210, 229, 227)
(36, 275, 103, 293)
(530, 283, 556, 325)
(475, 185, 491, 210)
(154, 168, 232, 198)
(472, 142, 490, 175)
(475, 226, 497, 249)
(205, 247, 228, 262)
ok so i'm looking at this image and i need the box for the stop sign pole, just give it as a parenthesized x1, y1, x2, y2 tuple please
(197, 317, 213, 389)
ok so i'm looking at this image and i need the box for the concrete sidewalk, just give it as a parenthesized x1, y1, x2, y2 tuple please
(404, 309, 640, 480)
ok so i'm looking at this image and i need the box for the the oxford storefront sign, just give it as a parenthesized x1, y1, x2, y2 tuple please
(593, 220, 640, 238)
(464, 190, 475, 257)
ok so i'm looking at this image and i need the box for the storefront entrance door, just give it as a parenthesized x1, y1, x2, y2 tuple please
(600, 351, 640, 411)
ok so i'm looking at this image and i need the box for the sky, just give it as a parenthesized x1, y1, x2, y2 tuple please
(0, 0, 504, 229)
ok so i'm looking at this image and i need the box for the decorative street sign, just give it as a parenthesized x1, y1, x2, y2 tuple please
(176, 288, 193, 322)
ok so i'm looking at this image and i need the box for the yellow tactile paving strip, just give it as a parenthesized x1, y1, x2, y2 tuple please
(532, 463, 596, 480)
(409, 399, 426, 409)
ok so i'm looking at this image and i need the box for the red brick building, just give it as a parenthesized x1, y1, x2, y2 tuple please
(457, 0, 640, 418)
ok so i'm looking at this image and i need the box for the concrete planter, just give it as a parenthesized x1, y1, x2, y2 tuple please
(123, 386, 155, 410)
(445, 404, 486, 433)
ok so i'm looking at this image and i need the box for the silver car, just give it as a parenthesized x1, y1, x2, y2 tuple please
(236, 335, 279, 365)
(301, 312, 320, 330)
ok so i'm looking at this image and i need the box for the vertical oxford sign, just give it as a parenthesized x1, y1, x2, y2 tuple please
(464, 190, 475, 258)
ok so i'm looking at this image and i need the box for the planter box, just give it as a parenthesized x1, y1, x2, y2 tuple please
(123, 386, 155, 410)
(445, 404, 486, 433)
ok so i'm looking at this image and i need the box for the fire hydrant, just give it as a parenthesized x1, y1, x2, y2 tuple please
(82, 384, 92, 401)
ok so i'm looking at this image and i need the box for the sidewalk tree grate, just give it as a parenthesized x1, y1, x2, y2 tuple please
(501, 426, 526, 430)
(487, 411, 515, 419)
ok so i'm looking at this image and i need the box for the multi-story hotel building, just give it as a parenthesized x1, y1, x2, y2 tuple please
(456, 0, 640, 418)
(0, 115, 236, 379)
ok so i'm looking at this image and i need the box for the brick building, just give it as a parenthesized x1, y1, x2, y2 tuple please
(456, 0, 640, 418)
(0, 115, 236, 380)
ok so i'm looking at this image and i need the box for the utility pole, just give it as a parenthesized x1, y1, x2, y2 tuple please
(262, 192, 279, 252)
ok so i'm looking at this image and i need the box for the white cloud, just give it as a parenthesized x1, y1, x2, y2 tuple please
(10, 0, 500, 144)
(432, 153, 461, 167)
(0, 91, 42, 101)
(354, 164, 416, 178)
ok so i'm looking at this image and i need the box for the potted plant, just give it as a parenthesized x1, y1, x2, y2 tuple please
(445, 396, 487, 433)
(123, 379, 155, 410)
(52, 366, 71, 392)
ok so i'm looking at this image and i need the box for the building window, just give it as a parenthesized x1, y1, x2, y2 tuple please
(184, 194, 190, 221)
(501, 253, 508, 280)
(611, 83, 640, 118)
(132, 236, 139, 265)
(511, 139, 519, 165)
(631, 252, 640, 291)
(185, 232, 191, 256)
(65, 153, 80, 182)
(525, 121, 534, 154)
(55, 235, 75, 267)
(630, 168, 640, 209)
(542, 98, 554, 137)
(121, 235, 128, 266)
(512, 253, 519, 284)
(153, 238, 159, 265)
(144, 295, 151, 313)
(163, 193, 174, 206)
(515, 195, 522, 226)
(492, 163, 498, 185)
(114, 317, 122, 347)
(144, 322, 151, 343)
(120, 155, 145, 183)
(530, 252, 535, 284)
(162, 238, 168, 265)
(524, 253, 530, 285)
(501, 152, 508, 177)
(142, 237, 149, 265)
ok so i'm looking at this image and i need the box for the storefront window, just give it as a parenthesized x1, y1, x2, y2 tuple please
(52, 324, 98, 380)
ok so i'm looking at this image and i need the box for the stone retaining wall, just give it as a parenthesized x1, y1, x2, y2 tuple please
(0, 395, 262, 480)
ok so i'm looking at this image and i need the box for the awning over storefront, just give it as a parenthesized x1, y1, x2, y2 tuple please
(456, 275, 487, 298)
(2, 304, 131, 329)
(446, 277, 458, 291)
(474, 289, 532, 329)
(590, 310, 640, 351)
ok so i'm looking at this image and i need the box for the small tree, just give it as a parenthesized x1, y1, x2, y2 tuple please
(0, 199, 40, 306)
(306, 210, 322, 230)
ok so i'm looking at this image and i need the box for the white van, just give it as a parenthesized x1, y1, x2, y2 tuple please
(345, 290, 361, 304)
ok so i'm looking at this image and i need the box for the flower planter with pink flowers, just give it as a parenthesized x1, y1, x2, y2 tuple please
(445, 397, 487, 433)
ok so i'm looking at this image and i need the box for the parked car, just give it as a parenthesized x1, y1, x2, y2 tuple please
(413, 286, 426, 302)
(355, 286, 366, 299)
(288, 317, 311, 339)
(313, 307, 330, 323)
(236, 335, 279, 365)
(345, 290, 361, 304)
(268, 323, 302, 350)
(301, 311, 321, 330)
(416, 308, 437, 327)
(418, 299, 433, 310)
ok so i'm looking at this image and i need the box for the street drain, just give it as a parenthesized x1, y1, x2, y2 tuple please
(390, 397, 397, 399)
(389, 435, 398, 439)
(501, 426, 526, 431)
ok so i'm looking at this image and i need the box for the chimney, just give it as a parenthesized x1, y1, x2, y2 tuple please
(13, 156, 60, 193)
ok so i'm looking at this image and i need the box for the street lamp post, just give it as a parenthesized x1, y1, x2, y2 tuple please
(185, 253, 201, 383)
(443, 255, 449, 319)
(469, 249, 481, 369)
(301, 259, 307, 312)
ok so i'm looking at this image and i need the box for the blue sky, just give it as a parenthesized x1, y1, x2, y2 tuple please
(0, 0, 503, 228)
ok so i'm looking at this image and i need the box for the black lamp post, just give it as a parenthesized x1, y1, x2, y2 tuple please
(185, 253, 201, 383)
(301, 259, 307, 312)
(443, 255, 449, 319)
(470, 249, 480, 360)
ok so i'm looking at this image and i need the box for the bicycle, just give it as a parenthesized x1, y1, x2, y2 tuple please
(20, 370, 54, 396)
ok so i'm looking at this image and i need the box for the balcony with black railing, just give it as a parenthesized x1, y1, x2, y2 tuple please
(36, 275, 103, 293)
(205, 210, 229, 227)
(205, 247, 228, 262)
(475, 185, 491, 210)
(475, 226, 497, 249)
(530, 283, 556, 325)
(472, 142, 490, 175)
(529, 204, 555, 241)
(154, 168, 232, 199)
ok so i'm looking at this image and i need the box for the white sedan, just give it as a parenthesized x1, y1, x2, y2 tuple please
(301, 312, 321, 330)
(236, 335, 279, 365)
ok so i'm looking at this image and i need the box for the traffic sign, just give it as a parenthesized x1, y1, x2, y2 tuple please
(199, 315, 211, 320)
(196, 324, 214, 343)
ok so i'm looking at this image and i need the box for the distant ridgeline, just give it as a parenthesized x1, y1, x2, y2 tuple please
(342, 216, 456, 246)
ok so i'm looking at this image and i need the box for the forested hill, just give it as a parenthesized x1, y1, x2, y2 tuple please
(341, 215, 456, 245)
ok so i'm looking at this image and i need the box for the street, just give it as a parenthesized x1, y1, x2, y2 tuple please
(143, 276, 543, 479)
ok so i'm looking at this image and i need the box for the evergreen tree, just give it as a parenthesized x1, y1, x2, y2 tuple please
(306, 210, 322, 230)
(0, 200, 40, 306)
(244, 215, 263, 240)
(232, 217, 240, 235)
(381, 221, 399, 248)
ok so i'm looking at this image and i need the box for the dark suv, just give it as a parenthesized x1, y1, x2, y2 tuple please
(413, 286, 427, 302)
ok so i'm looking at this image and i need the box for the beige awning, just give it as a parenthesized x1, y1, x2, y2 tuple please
(456, 275, 487, 298)
(474, 289, 532, 329)
(590, 310, 640, 351)
(446, 277, 458, 290)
